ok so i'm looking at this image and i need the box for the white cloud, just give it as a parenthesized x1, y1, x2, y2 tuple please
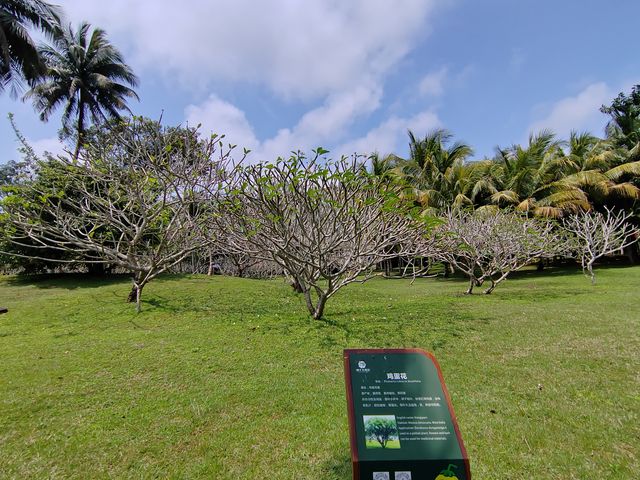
(186, 83, 383, 161)
(185, 95, 259, 151)
(50, 1, 449, 163)
(528, 82, 612, 138)
(29, 136, 66, 157)
(418, 67, 448, 97)
(336, 110, 441, 158)
(61, 0, 439, 99)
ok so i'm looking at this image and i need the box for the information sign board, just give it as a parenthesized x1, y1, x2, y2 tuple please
(344, 349, 471, 480)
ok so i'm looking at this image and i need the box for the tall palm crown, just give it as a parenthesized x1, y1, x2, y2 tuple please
(368, 152, 401, 179)
(547, 131, 640, 212)
(601, 85, 640, 151)
(25, 21, 139, 153)
(471, 130, 640, 217)
(0, 0, 60, 95)
(400, 129, 474, 211)
(468, 130, 568, 215)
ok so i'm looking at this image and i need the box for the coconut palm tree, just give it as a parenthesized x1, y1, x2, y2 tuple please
(368, 152, 400, 179)
(469, 130, 592, 216)
(601, 85, 640, 151)
(473, 130, 640, 217)
(0, 0, 60, 95)
(491, 130, 561, 206)
(25, 21, 139, 157)
(522, 131, 607, 216)
(543, 132, 640, 213)
(398, 129, 474, 212)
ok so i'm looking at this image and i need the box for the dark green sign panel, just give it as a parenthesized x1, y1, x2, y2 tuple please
(344, 349, 471, 480)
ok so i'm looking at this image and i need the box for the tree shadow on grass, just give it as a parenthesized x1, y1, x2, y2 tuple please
(506, 263, 629, 280)
(4, 273, 130, 290)
(144, 295, 188, 314)
(422, 261, 636, 285)
(318, 450, 352, 480)
(314, 305, 475, 354)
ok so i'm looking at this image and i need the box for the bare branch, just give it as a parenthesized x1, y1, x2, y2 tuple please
(217, 152, 421, 319)
(2, 118, 236, 311)
(563, 207, 639, 284)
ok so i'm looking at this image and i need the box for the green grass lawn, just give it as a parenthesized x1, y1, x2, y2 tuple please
(0, 266, 638, 479)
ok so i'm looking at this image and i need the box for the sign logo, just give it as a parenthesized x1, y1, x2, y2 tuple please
(356, 360, 370, 373)
(372, 473, 389, 480)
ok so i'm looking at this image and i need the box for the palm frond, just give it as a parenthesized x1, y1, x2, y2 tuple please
(532, 206, 565, 218)
(475, 204, 500, 215)
(490, 190, 519, 205)
(607, 182, 640, 199)
(605, 161, 640, 181)
(25, 19, 139, 144)
(452, 193, 473, 208)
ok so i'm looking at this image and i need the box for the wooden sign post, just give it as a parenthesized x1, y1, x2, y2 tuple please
(344, 349, 471, 480)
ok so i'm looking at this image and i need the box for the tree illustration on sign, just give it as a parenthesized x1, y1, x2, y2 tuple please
(364, 416, 399, 448)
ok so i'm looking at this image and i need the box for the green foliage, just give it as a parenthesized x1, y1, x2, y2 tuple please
(0, 156, 83, 272)
(388, 126, 640, 218)
(601, 84, 640, 150)
(396, 129, 474, 212)
(390, 86, 640, 218)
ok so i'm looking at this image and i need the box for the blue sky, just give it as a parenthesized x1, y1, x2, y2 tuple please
(1, 0, 639, 165)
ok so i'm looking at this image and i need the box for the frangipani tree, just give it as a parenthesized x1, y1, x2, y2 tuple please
(430, 210, 565, 294)
(2, 118, 234, 312)
(563, 208, 638, 284)
(219, 150, 422, 319)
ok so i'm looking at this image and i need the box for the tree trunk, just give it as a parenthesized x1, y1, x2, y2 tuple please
(207, 251, 214, 276)
(127, 277, 145, 313)
(536, 259, 544, 271)
(443, 261, 451, 278)
(291, 277, 304, 293)
(73, 106, 85, 162)
(483, 279, 496, 294)
(312, 293, 328, 320)
(587, 262, 596, 285)
(465, 276, 475, 294)
(303, 289, 315, 316)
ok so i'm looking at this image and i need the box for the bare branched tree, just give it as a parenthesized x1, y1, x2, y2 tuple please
(431, 210, 566, 294)
(212, 230, 271, 278)
(218, 151, 421, 319)
(563, 208, 639, 284)
(2, 118, 235, 311)
(214, 252, 281, 279)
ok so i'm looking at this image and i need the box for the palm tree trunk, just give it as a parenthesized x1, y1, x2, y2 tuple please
(73, 105, 85, 161)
